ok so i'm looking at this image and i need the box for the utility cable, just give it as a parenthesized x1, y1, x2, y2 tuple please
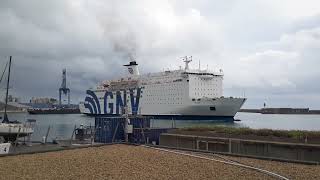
(142, 145, 290, 180)
(0, 61, 8, 85)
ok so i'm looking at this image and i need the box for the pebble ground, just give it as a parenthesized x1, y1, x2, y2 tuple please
(0, 144, 319, 180)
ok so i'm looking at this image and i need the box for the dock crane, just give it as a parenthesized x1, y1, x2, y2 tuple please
(59, 69, 70, 106)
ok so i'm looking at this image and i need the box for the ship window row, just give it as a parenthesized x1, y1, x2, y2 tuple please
(149, 76, 181, 81)
(194, 92, 217, 96)
(144, 101, 183, 105)
(145, 93, 183, 97)
(145, 89, 183, 92)
(194, 88, 217, 91)
(143, 98, 183, 105)
(193, 82, 219, 85)
(145, 94, 182, 97)
(144, 98, 182, 101)
(146, 82, 184, 87)
(143, 81, 183, 85)
(144, 97, 183, 100)
(145, 88, 183, 93)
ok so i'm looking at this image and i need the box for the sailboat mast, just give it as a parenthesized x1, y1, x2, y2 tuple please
(3, 56, 12, 123)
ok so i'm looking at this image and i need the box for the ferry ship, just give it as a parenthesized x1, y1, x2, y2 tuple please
(80, 57, 246, 120)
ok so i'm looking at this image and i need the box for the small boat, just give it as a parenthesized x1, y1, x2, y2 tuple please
(0, 121, 34, 142)
(0, 56, 35, 142)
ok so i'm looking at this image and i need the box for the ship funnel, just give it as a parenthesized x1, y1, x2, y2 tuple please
(123, 61, 140, 76)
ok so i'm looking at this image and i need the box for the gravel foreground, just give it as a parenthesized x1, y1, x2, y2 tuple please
(0, 144, 319, 180)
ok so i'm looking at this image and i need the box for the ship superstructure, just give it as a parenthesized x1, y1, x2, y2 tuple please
(80, 57, 246, 120)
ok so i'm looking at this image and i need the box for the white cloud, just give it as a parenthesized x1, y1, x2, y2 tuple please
(266, 0, 320, 19)
(228, 50, 299, 88)
(223, 25, 320, 108)
(279, 27, 320, 50)
(0, 0, 223, 101)
(0, 0, 320, 108)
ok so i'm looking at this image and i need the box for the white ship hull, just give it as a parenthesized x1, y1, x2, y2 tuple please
(80, 89, 246, 120)
(80, 59, 246, 120)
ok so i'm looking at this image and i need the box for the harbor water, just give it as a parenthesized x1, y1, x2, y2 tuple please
(3, 112, 320, 142)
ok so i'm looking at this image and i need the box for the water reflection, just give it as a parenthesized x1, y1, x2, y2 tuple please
(151, 119, 241, 129)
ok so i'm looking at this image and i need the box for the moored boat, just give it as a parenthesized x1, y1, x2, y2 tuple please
(0, 56, 35, 142)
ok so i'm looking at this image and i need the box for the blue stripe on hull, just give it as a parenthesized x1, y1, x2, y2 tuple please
(83, 113, 234, 121)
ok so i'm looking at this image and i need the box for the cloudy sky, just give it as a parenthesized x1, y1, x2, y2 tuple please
(0, 0, 320, 108)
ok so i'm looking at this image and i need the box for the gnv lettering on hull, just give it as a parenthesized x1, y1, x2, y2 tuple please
(85, 88, 141, 115)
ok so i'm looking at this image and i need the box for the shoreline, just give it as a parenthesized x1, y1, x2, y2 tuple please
(240, 108, 320, 114)
(0, 111, 27, 113)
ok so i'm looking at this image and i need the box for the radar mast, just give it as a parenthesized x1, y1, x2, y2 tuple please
(182, 56, 192, 70)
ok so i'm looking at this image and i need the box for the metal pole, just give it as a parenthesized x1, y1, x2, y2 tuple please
(15, 127, 21, 149)
(125, 118, 128, 143)
(229, 139, 232, 154)
(70, 124, 76, 145)
(112, 121, 119, 143)
(121, 106, 129, 143)
(140, 118, 146, 144)
(45, 126, 51, 144)
(59, 90, 62, 106)
(171, 118, 173, 128)
(8, 127, 11, 142)
(3, 56, 12, 123)
(90, 122, 94, 145)
(124, 107, 129, 143)
(68, 90, 70, 106)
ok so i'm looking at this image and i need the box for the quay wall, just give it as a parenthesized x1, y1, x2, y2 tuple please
(160, 133, 320, 163)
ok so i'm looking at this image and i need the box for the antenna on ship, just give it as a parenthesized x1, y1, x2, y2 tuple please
(182, 56, 192, 70)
